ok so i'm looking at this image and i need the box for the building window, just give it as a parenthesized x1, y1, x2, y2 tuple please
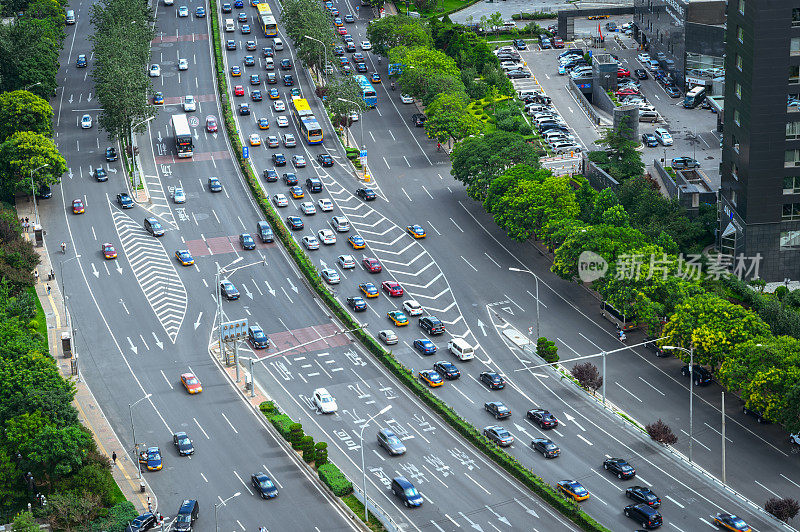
(786, 149, 800, 167)
(788, 121, 800, 139)
(735, 83, 742, 99)
(736, 54, 743, 71)
(738, 0, 744, 13)
(737, 26, 743, 43)
(784, 176, 800, 194)
(794, 8, 800, 26)
(781, 230, 800, 250)
(793, 38, 800, 55)
(733, 134, 740, 153)
(791, 65, 800, 84)
(686, 52, 725, 79)
(732, 162, 739, 180)
(731, 189, 738, 206)
(734, 110, 741, 126)
(783, 203, 800, 221)
(791, 93, 800, 112)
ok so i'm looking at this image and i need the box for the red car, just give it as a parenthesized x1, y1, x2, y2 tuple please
(362, 257, 381, 273)
(337, 27, 347, 35)
(617, 68, 631, 78)
(101, 242, 117, 259)
(615, 88, 640, 96)
(72, 199, 85, 214)
(234, 85, 245, 96)
(180, 372, 203, 394)
(206, 115, 218, 132)
(552, 37, 564, 48)
(382, 281, 403, 297)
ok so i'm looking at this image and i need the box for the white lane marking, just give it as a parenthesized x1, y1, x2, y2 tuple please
(699, 518, 717, 529)
(665, 495, 684, 508)
(577, 434, 592, 446)
(383, 156, 390, 168)
(461, 256, 478, 272)
(449, 217, 464, 232)
(406, 422, 431, 444)
(421, 185, 433, 199)
(451, 384, 475, 404)
(221, 412, 239, 433)
(680, 430, 711, 451)
(781, 473, 800, 489)
(668, 523, 687, 532)
(402, 187, 412, 201)
(703, 422, 733, 443)
(200, 472, 209, 482)
(463, 472, 491, 494)
(160, 370, 174, 389)
(233, 470, 254, 494)
(638, 376, 665, 396)
(261, 464, 284, 488)
(614, 381, 643, 402)
(445, 514, 460, 528)
(484, 253, 501, 268)
(591, 469, 624, 491)
(755, 479, 781, 497)
(193, 417, 210, 439)
(422, 464, 449, 488)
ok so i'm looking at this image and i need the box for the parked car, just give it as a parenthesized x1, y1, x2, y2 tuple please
(671, 156, 700, 169)
(681, 364, 713, 385)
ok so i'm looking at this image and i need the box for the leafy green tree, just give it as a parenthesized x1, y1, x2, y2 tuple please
(47, 491, 101, 531)
(0, 19, 61, 98)
(423, 92, 484, 144)
(366, 15, 432, 56)
(20, 425, 93, 484)
(552, 224, 649, 281)
(4, 411, 54, 454)
(26, 0, 65, 23)
(0, 131, 66, 195)
(600, 204, 630, 227)
(389, 46, 463, 104)
(591, 117, 644, 180)
(281, 0, 337, 71)
(591, 187, 619, 223)
(486, 11, 503, 34)
(11, 511, 39, 532)
(0, 449, 21, 508)
(0, 90, 53, 140)
(450, 131, 540, 201)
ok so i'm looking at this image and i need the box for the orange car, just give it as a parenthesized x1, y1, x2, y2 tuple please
(180, 372, 203, 394)
(101, 242, 117, 259)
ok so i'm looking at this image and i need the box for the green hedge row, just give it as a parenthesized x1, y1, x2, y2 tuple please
(318, 463, 354, 497)
(209, 2, 607, 528)
(511, 12, 556, 21)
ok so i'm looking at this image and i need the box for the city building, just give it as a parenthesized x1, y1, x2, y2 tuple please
(718, 0, 800, 281)
(633, 0, 726, 93)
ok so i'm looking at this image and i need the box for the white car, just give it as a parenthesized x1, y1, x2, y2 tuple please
(313, 387, 337, 413)
(178, 58, 189, 70)
(178, 5, 188, 16)
(349, 111, 359, 122)
(321, 268, 340, 284)
(400, 94, 413, 104)
(378, 330, 398, 345)
(403, 299, 423, 316)
(300, 201, 316, 215)
(173, 187, 186, 203)
(149, 64, 161, 77)
(273, 100, 286, 112)
(80, 114, 92, 129)
(276, 115, 289, 127)
(637, 53, 651, 63)
(337, 254, 356, 269)
(360, 40, 372, 50)
(318, 198, 333, 211)
(183, 95, 196, 112)
(302, 235, 320, 250)
(654, 128, 673, 146)
(283, 133, 296, 147)
(317, 228, 336, 245)
(272, 193, 288, 207)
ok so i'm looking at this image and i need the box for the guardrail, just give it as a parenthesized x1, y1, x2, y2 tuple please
(352, 484, 401, 532)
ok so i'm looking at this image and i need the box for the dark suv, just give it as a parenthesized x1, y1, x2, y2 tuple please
(419, 316, 444, 335)
(411, 113, 426, 127)
(643, 337, 668, 357)
(623, 503, 662, 529)
(603, 457, 636, 480)
(681, 364, 712, 386)
(173, 500, 199, 531)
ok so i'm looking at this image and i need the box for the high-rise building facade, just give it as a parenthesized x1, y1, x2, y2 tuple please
(718, 0, 800, 281)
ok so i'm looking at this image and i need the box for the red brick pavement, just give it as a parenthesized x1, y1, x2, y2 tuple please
(152, 33, 209, 44)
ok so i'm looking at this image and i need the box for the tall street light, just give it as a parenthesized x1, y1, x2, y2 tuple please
(508, 267, 541, 339)
(131, 116, 155, 190)
(214, 491, 241, 532)
(337, 97, 365, 149)
(59, 253, 81, 379)
(303, 35, 328, 84)
(663, 344, 694, 462)
(128, 392, 152, 479)
(30, 163, 48, 226)
(360, 404, 392, 521)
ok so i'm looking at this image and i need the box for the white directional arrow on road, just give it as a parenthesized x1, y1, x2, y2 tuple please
(287, 277, 298, 293)
(264, 280, 276, 296)
(108, 167, 117, 174)
(562, 412, 585, 431)
(477, 319, 487, 336)
(91, 263, 99, 278)
(157, 131, 163, 143)
(501, 306, 514, 315)
(320, 259, 328, 269)
(243, 282, 253, 299)
(68, 168, 74, 179)
(458, 512, 483, 531)
(127, 337, 138, 354)
(483, 505, 511, 526)
(194, 312, 203, 330)
(87, 92, 92, 102)
(513, 423, 533, 441)
(514, 498, 539, 518)
(151, 332, 164, 350)
(116, 262, 123, 274)
(68, 94, 73, 103)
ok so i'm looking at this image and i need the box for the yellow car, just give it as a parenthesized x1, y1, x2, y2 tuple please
(289, 186, 304, 199)
(712, 514, 751, 532)
(348, 234, 366, 249)
(418, 369, 443, 387)
(230, 65, 241, 77)
(406, 224, 426, 239)
(259, 117, 270, 130)
(174, 250, 194, 266)
(556, 480, 589, 501)
(387, 310, 409, 326)
(359, 282, 379, 298)
(249, 133, 262, 146)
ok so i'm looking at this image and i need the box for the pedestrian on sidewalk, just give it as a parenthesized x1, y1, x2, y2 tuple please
(50, 268, 54, 280)
(33, 269, 39, 283)
(112, 451, 117, 465)
(46, 285, 51, 295)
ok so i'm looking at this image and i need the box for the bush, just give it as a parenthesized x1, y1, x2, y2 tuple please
(318, 463, 353, 496)
(314, 441, 328, 466)
(764, 497, 800, 523)
(289, 423, 304, 449)
(301, 435, 315, 462)
(571, 362, 603, 392)
(645, 419, 677, 445)
(517, 122, 533, 136)
(536, 337, 559, 363)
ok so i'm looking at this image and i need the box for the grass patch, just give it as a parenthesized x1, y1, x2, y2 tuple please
(29, 285, 48, 342)
(341, 495, 386, 532)
(394, 0, 482, 18)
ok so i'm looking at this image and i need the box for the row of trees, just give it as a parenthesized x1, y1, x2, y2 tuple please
(89, 0, 155, 143)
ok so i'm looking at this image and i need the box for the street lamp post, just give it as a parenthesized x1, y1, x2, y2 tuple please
(128, 393, 152, 479)
(303, 35, 328, 84)
(508, 267, 541, 339)
(30, 164, 48, 226)
(360, 405, 392, 521)
(663, 345, 694, 462)
(214, 491, 241, 532)
(130, 116, 155, 190)
(337, 97, 365, 177)
(24, 81, 42, 92)
(59, 254, 81, 379)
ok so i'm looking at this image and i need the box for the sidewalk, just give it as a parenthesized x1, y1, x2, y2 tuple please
(15, 199, 150, 514)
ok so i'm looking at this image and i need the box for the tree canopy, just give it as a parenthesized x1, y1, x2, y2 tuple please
(366, 15, 432, 56)
(0, 90, 54, 141)
(281, 0, 337, 71)
(423, 92, 484, 144)
(0, 131, 67, 195)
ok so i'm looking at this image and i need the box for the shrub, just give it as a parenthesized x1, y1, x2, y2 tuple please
(571, 362, 603, 392)
(314, 442, 328, 466)
(765, 497, 800, 523)
(301, 436, 315, 462)
(517, 123, 533, 136)
(536, 337, 559, 363)
(645, 419, 677, 445)
(318, 463, 353, 496)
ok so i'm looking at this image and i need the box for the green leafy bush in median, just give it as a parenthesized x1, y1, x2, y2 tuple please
(318, 463, 353, 497)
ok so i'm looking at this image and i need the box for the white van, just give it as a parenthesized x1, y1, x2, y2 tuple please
(448, 338, 474, 360)
(225, 18, 235, 32)
(65, 9, 76, 24)
(273, 37, 284, 50)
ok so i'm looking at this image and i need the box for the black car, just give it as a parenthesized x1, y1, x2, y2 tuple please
(94, 168, 108, 182)
(634, 68, 648, 79)
(484, 401, 511, 419)
(641, 133, 658, 147)
(125, 513, 157, 532)
(220, 280, 240, 300)
(419, 316, 444, 335)
(282, 172, 298, 186)
(240, 233, 256, 249)
(317, 153, 334, 167)
(334, 45, 345, 56)
(411, 113, 426, 127)
(251, 472, 279, 498)
(306, 177, 323, 192)
(356, 62, 368, 72)
(483, 425, 513, 446)
(286, 216, 304, 230)
(347, 296, 367, 311)
(665, 85, 682, 98)
(479, 371, 505, 390)
(172, 432, 194, 456)
(531, 437, 560, 458)
(681, 364, 712, 385)
(526, 408, 558, 429)
(624, 503, 662, 529)
(742, 404, 768, 423)
(280, 58, 293, 70)
(37, 185, 52, 199)
(208, 177, 223, 192)
(117, 192, 134, 208)
(507, 70, 532, 79)
(433, 360, 460, 380)
(273, 153, 287, 166)
(251, 90, 263, 101)
(283, 75, 294, 86)
(644, 336, 668, 357)
(239, 103, 251, 115)
(626, 486, 661, 508)
(603, 457, 636, 479)
(356, 187, 376, 201)
(106, 147, 118, 161)
(263, 169, 278, 182)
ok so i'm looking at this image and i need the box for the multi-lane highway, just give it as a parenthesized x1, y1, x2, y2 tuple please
(44, 0, 799, 528)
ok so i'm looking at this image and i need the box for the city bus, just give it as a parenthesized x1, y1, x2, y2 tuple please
(683, 85, 706, 108)
(291, 99, 324, 144)
(171, 114, 193, 158)
(353, 75, 377, 108)
(256, 3, 277, 36)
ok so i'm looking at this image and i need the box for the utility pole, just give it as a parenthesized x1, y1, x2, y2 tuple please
(721, 391, 726, 484)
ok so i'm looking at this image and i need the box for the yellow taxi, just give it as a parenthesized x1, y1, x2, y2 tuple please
(418, 369, 443, 387)
(556, 480, 589, 501)
(387, 310, 409, 326)
(259, 117, 270, 130)
(249, 133, 262, 146)
(406, 224, 426, 239)
(348, 234, 366, 249)
(359, 282, 379, 298)
(289, 186, 304, 199)
(230, 65, 241, 77)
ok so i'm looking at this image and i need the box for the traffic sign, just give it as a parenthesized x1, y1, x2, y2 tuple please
(243, 146, 249, 159)
(359, 149, 367, 158)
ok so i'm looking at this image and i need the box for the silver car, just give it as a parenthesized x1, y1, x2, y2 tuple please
(378, 330, 398, 345)
(377, 428, 406, 455)
(330, 216, 350, 232)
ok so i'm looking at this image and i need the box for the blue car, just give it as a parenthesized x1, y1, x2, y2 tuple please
(139, 447, 162, 471)
(273, 153, 286, 166)
(413, 339, 437, 355)
(195, 6, 205, 16)
(248, 326, 269, 349)
(234, 0, 244, 7)
(251, 472, 278, 498)
(222, 2, 232, 12)
(76, 54, 87, 67)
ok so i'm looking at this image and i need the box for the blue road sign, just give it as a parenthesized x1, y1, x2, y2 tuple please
(243, 146, 249, 159)
(359, 149, 367, 158)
